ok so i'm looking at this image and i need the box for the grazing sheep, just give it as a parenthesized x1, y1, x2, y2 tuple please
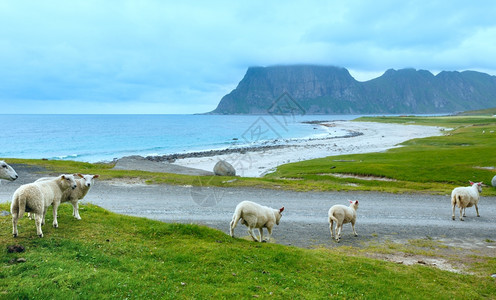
(11, 174, 77, 237)
(328, 200, 359, 242)
(0, 160, 18, 181)
(451, 181, 483, 221)
(35, 173, 99, 221)
(229, 201, 284, 242)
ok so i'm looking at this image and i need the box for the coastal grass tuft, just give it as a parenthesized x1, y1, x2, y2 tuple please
(1, 203, 495, 298)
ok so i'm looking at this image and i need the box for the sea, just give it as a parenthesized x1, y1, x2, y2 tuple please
(0, 114, 363, 163)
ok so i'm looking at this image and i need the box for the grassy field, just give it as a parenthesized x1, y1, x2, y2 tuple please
(267, 115, 496, 195)
(1, 203, 495, 299)
(1, 114, 496, 298)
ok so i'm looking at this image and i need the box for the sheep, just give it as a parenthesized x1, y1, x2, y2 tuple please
(328, 200, 359, 242)
(451, 181, 483, 221)
(11, 174, 77, 237)
(229, 200, 284, 242)
(0, 160, 18, 181)
(34, 173, 99, 221)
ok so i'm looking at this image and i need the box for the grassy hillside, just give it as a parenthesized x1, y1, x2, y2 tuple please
(1, 203, 495, 298)
(456, 107, 496, 116)
(267, 115, 496, 195)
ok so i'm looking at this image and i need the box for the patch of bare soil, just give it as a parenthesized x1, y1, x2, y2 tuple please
(320, 173, 398, 181)
(366, 252, 464, 273)
(107, 178, 148, 186)
(354, 237, 496, 274)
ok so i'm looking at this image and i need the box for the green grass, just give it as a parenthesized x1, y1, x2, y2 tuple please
(1, 203, 495, 299)
(267, 115, 496, 195)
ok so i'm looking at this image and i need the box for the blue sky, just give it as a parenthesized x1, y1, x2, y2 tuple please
(1, 0, 495, 114)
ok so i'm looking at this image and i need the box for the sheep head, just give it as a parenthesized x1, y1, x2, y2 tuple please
(77, 173, 100, 187)
(60, 174, 77, 190)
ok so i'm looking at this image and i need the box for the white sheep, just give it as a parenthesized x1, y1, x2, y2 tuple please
(328, 200, 359, 242)
(0, 160, 18, 181)
(229, 200, 284, 242)
(11, 174, 77, 237)
(35, 173, 99, 220)
(451, 181, 483, 221)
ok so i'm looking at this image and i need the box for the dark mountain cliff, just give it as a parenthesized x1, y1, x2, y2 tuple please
(210, 65, 496, 114)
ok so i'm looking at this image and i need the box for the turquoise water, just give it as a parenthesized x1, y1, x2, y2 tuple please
(0, 114, 360, 162)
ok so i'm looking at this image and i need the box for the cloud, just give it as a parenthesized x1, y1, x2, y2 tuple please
(1, 1, 496, 113)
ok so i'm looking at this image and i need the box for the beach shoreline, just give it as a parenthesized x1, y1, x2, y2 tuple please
(117, 121, 446, 177)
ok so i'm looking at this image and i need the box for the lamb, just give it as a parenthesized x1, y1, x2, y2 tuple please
(328, 200, 359, 242)
(451, 181, 483, 221)
(35, 173, 99, 220)
(11, 174, 77, 237)
(0, 160, 18, 181)
(229, 200, 284, 242)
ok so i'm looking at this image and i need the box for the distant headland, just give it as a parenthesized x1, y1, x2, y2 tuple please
(208, 65, 496, 115)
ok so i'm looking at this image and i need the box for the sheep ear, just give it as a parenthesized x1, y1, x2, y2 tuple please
(469, 181, 474, 185)
(279, 207, 284, 213)
(77, 173, 84, 178)
(61, 175, 66, 180)
(93, 175, 100, 179)
(356, 200, 359, 204)
(349, 200, 353, 203)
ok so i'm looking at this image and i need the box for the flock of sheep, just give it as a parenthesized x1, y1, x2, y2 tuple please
(0, 160, 486, 242)
(1, 161, 99, 238)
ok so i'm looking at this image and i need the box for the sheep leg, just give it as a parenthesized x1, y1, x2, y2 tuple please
(35, 214, 44, 238)
(248, 227, 259, 242)
(475, 204, 480, 217)
(259, 228, 266, 242)
(52, 202, 59, 228)
(265, 227, 273, 242)
(71, 200, 81, 220)
(335, 223, 341, 242)
(451, 204, 456, 220)
(12, 214, 18, 237)
(41, 206, 47, 226)
(459, 207, 464, 221)
(351, 221, 358, 237)
(462, 207, 466, 217)
(229, 216, 241, 237)
(329, 219, 334, 238)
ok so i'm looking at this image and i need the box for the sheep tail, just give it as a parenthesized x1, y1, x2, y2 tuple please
(12, 194, 26, 220)
(231, 210, 241, 227)
(329, 214, 338, 225)
(451, 194, 462, 208)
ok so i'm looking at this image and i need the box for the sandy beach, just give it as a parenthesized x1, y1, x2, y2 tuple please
(168, 121, 445, 177)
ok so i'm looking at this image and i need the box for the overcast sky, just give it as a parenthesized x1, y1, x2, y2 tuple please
(1, 0, 495, 114)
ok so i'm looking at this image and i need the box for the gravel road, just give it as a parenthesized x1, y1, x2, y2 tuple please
(1, 165, 495, 253)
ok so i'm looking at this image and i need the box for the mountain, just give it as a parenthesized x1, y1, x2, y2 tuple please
(209, 65, 496, 114)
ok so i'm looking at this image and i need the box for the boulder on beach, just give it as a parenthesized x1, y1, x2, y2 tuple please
(213, 160, 236, 176)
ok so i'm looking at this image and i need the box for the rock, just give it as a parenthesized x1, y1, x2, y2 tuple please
(7, 244, 25, 253)
(491, 175, 496, 187)
(213, 160, 236, 176)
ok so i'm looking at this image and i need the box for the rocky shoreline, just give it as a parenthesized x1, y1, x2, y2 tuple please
(143, 128, 363, 163)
